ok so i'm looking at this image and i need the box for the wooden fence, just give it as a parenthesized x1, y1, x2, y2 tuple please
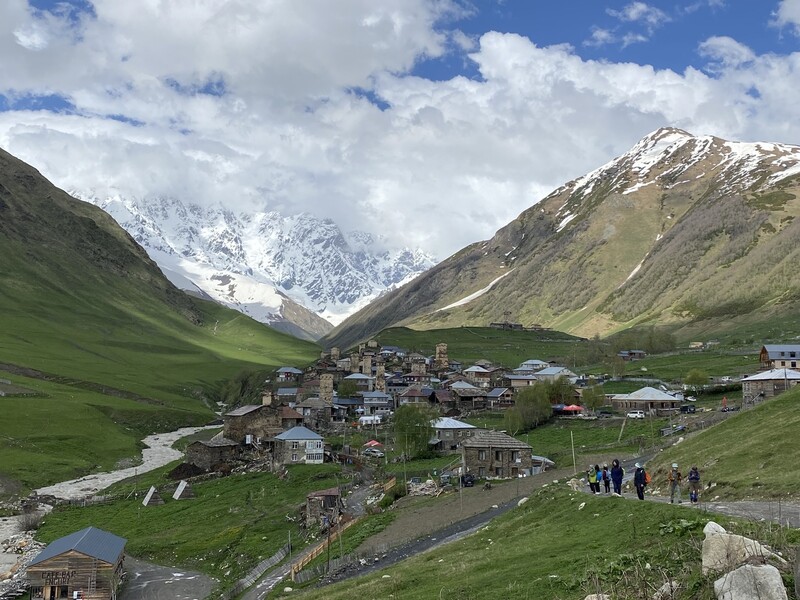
(382, 477, 397, 492)
(290, 516, 362, 580)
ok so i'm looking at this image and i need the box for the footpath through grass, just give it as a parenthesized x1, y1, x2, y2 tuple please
(290, 485, 799, 600)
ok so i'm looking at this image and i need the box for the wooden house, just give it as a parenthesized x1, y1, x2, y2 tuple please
(759, 345, 800, 370)
(276, 366, 303, 383)
(487, 387, 514, 409)
(27, 526, 126, 600)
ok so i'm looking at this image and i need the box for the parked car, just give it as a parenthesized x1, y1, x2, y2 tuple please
(680, 405, 696, 414)
(685, 396, 697, 402)
(362, 448, 385, 458)
(721, 376, 733, 383)
(461, 473, 475, 488)
(626, 410, 645, 419)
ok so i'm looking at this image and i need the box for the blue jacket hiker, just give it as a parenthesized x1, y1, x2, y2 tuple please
(610, 459, 624, 495)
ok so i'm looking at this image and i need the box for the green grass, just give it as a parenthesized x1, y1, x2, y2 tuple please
(621, 350, 759, 382)
(374, 326, 584, 368)
(36, 464, 343, 587)
(289, 486, 799, 600)
(649, 386, 800, 500)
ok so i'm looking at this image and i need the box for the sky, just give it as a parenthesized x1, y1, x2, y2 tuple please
(2, 0, 800, 260)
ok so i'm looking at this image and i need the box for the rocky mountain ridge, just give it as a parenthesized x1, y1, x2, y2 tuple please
(324, 127, 800, 349)
(78, 195, 435, 340)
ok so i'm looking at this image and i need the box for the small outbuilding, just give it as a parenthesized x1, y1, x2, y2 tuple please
(27, 526, 126, 600)
(741, 368, 800, 400)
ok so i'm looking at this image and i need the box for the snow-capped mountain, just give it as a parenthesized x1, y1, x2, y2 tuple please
(78, 195, 435, 339)
(325, 127, 800, 349)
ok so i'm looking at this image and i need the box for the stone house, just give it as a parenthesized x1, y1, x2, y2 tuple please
(186, 436, 240, 471)
(741, 368, 800, 400)
(611, 386, 681, 414)
(453, 387, 488, 411)
(533, 367, 577, 383)
(461, 430, 533, 478)
(295, 397, 333, 428)
(342, 373, 374, 392)
(302, 487, 344, 529)
(281, 406, 305, 429)
(504, 375, 538, 389)
(223, 404, 283, 443)
(463, 365, 491, 388)
(272, 426, 324, 465)
(276, 366, 303, 382)
(27, 526, 126, 600)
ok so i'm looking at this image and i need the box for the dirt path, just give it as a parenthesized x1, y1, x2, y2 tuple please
(35, 425, 217, 500)
(355, 468, 574, 556)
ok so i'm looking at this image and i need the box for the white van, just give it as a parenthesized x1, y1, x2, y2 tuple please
(626, 410, 645, 419)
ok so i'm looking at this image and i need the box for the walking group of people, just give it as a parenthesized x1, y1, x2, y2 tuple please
(586, 459, 624, 495)
(590, 460, 702, 503)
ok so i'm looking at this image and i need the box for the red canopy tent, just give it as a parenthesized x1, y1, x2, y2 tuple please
(562, 404, 585, 412)
(363, 439, 383, 447)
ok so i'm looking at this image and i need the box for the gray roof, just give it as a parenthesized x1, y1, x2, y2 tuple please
(344, 373, 372, 380)
(505, 375, 538, 381)
(487, 387, 511, 397)
(30, 527, 126, 566)
(196, 436, 239, 448)
(762, 345, 800, 358)
(615, 386, 678, 401)
(277, 367, 303, 374)
(450, 380, 479, 390)
(275, 426, 323, 441)
(742, 368, 800, 381)
(535, 367, 575, 376)
(277, 387, 300, 395)
(432, 417, 476, 430)
(461, 430, 531, 450)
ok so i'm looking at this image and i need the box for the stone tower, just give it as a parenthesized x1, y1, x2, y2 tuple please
(362, 355, 373, 377)
(435, 343, 449, 370)
(375, 360, 386, 392)
(350, 352, 360, 373)
(330, 347, 341, 362)
(319, 374, 334, 403)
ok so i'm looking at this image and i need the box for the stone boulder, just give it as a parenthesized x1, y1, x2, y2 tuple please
(652, 580, 680, 599)
(713, 564, 788, 600)
(702, 527, 786, 574)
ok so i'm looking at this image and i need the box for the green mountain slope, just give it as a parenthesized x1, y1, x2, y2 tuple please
(0, 147, 320, 490)
(324, 128, 800, 349)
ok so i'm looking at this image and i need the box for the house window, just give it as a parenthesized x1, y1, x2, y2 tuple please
(478, 450, 487, 460)
(793, 362, 797, 368)
(511, 451, 520, 462)
(478, 467, 486, 477)
(291, 441, 299, 449)
(291, 453, 298, 462)
(495, 450, 503, 461)
(494, 467, 503, 477)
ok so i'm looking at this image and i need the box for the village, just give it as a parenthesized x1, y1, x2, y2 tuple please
(7, 341, 800, 600)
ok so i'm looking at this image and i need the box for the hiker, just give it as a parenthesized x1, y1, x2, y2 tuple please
(668, 463, 683, 504)
(610, 459, 624, 495)
(687, 465, 701, 504)
(594, 464, 602, 494)
(587, 465, 598, 494)
(602, 464, 611, 494)
(633, 463, 647, 500)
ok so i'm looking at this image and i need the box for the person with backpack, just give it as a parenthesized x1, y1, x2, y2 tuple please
(610, 459, 624, 495)
(601, 463, 611, 493)
(633, 462, 647, 500)
(587, 465, 599, 493)
(668, 463, 683, 504)
(594, 464, 602, 493)
(687, 465, 701, 504)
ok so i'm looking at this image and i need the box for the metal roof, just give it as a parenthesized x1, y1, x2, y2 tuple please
(487, 387, 511, 397)
(274, 426, 323, 441)
(742, 368, 800, 381)
(30, 527, 126, 566)
(615, 386, 678, 401)
(450, 380, 479, 390)
(535, 367, 574, 376)
(277, 367, 303, 374)
(196, 436, 239, 447)
(463, 365, 490, 373)
(344, 373, 372, 380)
(762, 345, 800, 358)
(432, 417, 476, 429)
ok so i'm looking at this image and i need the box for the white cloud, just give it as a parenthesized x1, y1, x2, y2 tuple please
(698, 36, 756, 71)
(584, 27, 616, 47)
(1, 3, 800, 261)
(773, 0, 800, 34)
(607, 2, 671, 30)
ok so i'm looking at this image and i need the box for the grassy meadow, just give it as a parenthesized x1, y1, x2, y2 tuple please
(373, 326, 584, 368)
(35, 464, 345, 588)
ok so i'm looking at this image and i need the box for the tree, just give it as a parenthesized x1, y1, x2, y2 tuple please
(393, 405, 435, 459)
(503, 408, 525, 436)
(581, 385, 606, 412)
(337, 379, 358, 398)
(515, 385, 553, 431)
(684, 369, 709, 394)
(546, 377, 574, 405)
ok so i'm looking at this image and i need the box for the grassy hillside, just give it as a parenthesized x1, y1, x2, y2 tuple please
(293, 485, 799, 600)
(374, 326, 584, 367)
(0, 147, 320, 492)
(649, 387, 800, 500)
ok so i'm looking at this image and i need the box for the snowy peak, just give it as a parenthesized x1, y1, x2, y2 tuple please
(553, 128, 800, 227)
(77, 194, 435, 337)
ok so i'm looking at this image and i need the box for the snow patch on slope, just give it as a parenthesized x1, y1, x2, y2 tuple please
(438, 270, 514, 311)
